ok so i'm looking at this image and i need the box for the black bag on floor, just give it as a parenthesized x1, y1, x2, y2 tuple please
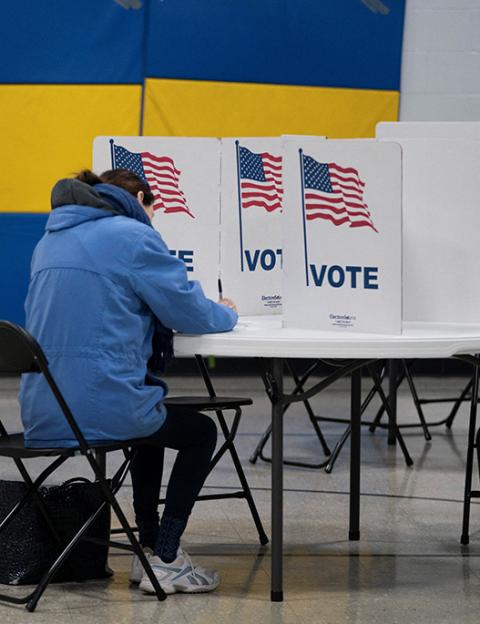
(0, 477, 112, 585)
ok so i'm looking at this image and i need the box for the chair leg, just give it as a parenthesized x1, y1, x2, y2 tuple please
(461, 366, 480, 545)
(286, 360, 331, 457)
(367, 364, 414, 467)
(476, 428, 480, 494)
(255, 361, 395, 472)
(402, 360, 432, 441)
(25, 500, 110, 611)
(214, 409, 269, 546)
(194, 355, 269, 545)
(309, 414, 331, 457)
(369, 365, 407, 434)
(249, 422, 272, 464)
(0, 455, 67, 535)
(368, 404, 385, 433)
(324, 425, 351, 474)
(446, 377, 473, 430)
(207, 408, 242, 472)
(85, 455, 167, 602)
(324, 363, 385, 473)
(12, 458, 80, 582)
(22, 456, 166, 612)
(154, 406, 269, 545)
(0, 422, 69, 544)
(0, 456, 92, 609)
(251, 361, 332, 470)
(325, 365, 414, 473)
(360, 361, 387, 414)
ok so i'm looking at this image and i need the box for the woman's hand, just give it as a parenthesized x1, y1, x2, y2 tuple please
(219, 297, 238, 313)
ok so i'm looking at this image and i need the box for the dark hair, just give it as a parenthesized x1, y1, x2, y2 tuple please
(75, 169, 155, 206)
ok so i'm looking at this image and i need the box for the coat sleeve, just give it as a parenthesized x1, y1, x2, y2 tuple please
(129, 228, 238, 334)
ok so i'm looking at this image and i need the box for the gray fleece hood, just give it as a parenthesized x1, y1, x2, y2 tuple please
(46, 179, 115, 232)
(51, 179, 113, 211)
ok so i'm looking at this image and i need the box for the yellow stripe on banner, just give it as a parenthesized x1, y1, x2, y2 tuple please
(143, 79, 399, 138)
(0, 85, 141, 213)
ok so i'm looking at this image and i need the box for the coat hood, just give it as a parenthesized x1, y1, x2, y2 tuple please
(46, 179, 115, 232)
(47, 178, 153, 232)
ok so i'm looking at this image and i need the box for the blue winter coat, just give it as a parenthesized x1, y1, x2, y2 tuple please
(20, 180, 237, 447)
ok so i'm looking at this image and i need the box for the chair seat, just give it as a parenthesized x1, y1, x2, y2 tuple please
(164, 396, 253, 410)
(0, 433, 74, 458)
(0, 433, 143, 458)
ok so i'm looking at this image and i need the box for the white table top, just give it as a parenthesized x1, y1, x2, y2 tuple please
(174, 315, 480, 359)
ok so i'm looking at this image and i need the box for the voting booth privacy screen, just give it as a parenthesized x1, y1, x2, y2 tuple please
(221, 138, 283, 316)
(282, 139, 402, 334)
(93, 137, 221, 301)
(94, 135, 404, 334)
(377, 122, 480, 325)
(95, 125, 480, 335)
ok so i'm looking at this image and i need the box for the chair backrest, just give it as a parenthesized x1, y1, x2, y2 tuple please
(0, 320, 89, 451)
(0, 320, 45, 374)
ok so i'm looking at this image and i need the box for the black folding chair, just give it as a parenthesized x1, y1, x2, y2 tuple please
(111, 355, 269, 546)
(370, 359, 478, 439)
(0, 320, 166, 612)
(249, 359, 332, 469)
(250, 359, 413, 471)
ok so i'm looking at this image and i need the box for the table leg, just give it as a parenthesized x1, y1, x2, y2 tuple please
(349, 367, 362, 541)
(461, 364, 480, 545)
(271, 357, 284, 602)
(388, 359, 398, 445)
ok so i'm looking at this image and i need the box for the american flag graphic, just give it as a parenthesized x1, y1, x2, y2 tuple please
(112, 144, 194, 218)
(302, 154, 378, 232)
(238, 146, 282, 212)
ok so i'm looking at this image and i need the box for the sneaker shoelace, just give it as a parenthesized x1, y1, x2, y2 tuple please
(181, 550, 208, 584)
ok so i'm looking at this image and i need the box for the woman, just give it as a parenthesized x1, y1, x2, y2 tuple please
(20, 168, 238, 595)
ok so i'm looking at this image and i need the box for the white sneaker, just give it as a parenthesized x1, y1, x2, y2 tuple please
(139, 548, 220, 595)
(130, 547, 153, 584)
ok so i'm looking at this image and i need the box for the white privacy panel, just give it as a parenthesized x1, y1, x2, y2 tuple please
(93, 136, 221, 301)
(282, 138, 402, 335)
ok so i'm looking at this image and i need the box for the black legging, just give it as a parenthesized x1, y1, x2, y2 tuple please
(130, 405, 217, 546)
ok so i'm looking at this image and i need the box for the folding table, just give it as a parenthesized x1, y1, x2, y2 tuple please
(174, 315, 480, 601)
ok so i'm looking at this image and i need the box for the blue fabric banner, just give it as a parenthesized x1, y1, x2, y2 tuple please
(0, 214, 47, 325)
(0, 1, 144, 84)
(145, 0, 406, 90)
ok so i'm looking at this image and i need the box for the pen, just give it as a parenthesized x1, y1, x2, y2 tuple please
(218, 278, 223, 300)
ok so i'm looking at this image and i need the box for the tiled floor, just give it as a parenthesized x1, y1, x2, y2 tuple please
(1, 371, 480, 623)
